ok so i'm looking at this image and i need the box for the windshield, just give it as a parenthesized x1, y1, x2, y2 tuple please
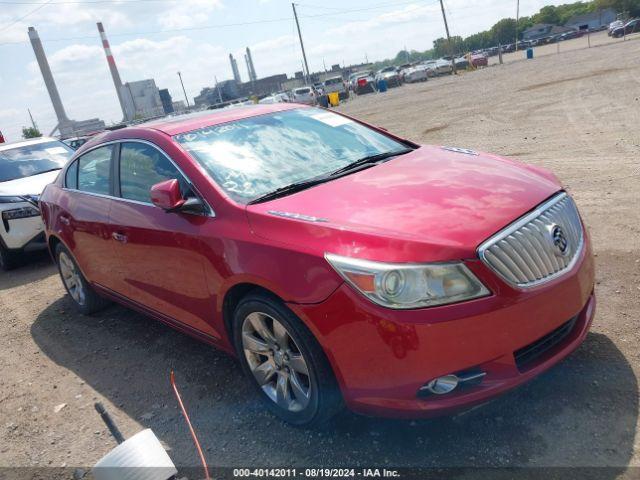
(0, 141, 73, 182)
(175, 108, 408, 203)
(294, 88, 311, 94)
(324, 78, 342, 85)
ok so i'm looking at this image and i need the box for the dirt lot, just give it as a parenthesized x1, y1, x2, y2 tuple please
(1, 34, 639, 477)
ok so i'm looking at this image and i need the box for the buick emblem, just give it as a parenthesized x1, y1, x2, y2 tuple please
(550, 224, 570, 257)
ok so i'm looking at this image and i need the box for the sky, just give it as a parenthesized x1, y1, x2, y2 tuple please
(0, 0, 567, 141)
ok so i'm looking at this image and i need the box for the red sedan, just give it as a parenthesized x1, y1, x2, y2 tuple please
(40, 104, 595, 426)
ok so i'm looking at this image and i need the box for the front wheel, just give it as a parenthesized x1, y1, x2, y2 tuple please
(0, 244, 20, 271)
(233, 292, 343, 426)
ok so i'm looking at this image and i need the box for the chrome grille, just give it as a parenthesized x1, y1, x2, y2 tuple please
(478, 193, 584, 288)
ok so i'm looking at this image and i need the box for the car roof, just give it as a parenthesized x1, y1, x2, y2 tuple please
(0, 136, 60, 152)
(139, 103, 304, 136)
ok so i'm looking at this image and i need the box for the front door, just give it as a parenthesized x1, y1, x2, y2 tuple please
(108, 141, 219, 338)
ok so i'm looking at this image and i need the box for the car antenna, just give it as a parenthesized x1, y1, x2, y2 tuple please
(170, 371, 211, 480)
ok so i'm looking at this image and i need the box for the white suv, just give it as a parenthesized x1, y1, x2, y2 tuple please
(0, 137, 74, 270)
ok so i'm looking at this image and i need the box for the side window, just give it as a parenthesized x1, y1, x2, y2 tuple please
(119, 142, 186, 203)
(78, 145, 113, 195)
(65, 160, 78, 189)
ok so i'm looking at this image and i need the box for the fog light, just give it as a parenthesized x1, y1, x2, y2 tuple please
(422, 374, 459, 395)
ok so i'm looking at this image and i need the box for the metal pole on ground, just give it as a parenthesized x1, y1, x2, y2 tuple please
(292, 3, 311, 84)
(439, 0, 457, 74)
(587, 30, 591, 48)
(515, 0, 520, 51)
(177, 71, 190, 108)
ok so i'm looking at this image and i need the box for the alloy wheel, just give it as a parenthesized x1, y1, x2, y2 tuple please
(59, 251, 86, 306)
(241, 312, 311, 412)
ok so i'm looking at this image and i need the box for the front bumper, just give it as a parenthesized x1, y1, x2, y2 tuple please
(0, 206, 47, 251)
(288, 239, 595, 418)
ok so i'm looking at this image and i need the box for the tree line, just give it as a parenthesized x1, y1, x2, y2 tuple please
(369, 0, 639, 70)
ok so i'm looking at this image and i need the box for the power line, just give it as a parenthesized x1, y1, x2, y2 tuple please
(0, 3, 436, 45)
(0, 0, 502, 47)
(0, 0, 53, 32)
(0, 0, 186, 4)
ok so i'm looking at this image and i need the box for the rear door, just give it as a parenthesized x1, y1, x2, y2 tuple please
(61, 144, 118, 289)
(108, 140, 219, 338)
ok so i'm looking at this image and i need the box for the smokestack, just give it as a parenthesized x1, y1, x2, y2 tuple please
(245, 47, 257, 82)
(28, 27, 71, 129)
(229, 53, 241, 83)
(97, 22, 131, 121)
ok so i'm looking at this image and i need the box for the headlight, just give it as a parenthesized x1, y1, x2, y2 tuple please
(1, 206, 40, 221)
(0, 196, 25, 204)
(325, 253, 490, 309)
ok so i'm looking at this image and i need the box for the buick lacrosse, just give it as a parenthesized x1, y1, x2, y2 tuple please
(40, 104, 595, 425)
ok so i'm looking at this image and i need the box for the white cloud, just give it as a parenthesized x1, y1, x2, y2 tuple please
(157, 0, 224, 29)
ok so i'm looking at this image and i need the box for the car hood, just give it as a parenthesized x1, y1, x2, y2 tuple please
(246, 145, 562, 263)
(0, 170, 61, 197)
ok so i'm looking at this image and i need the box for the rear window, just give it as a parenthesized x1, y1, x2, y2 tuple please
(324, 78, 342, 85)
(0, 141, 73, 182)
(295, 88, 311, 94)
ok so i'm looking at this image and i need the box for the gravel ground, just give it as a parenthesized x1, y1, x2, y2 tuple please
(1, 33, 639, 478)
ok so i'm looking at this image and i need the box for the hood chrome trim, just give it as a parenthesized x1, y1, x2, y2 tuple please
(267, 210, 329, 223)
(442, 146, 479, 156)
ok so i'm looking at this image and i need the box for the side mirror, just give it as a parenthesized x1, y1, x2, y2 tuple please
(150, 179, 185, 211)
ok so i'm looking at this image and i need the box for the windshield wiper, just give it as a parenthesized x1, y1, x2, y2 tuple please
(248, 176, 333, 204)
(328, 148, 413, 177)
(29, 167, 62, 177)
(247, 148, 413, 205)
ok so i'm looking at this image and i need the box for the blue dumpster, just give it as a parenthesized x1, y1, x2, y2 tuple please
(526, 48, 534, 59)
(377, 78, 388, 92)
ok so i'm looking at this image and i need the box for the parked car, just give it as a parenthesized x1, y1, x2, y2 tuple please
(291, 86, 316, 105)
(608, 19, 624, 36)
(258, 93, 290, 104)
(352, 72, 377, 95)
(0, 136, 74, 269)
(312, 82, 324, 94)
(323, 76, 349, 100)
(375, 66, 402, 87)
(402, 65, 428, 83)
(454, 56, 470, 69)
(426, 58, 454, 75)
(470, 52, 488, 67)
(611, 18, 640, 37)
(40, 104, 595, 426)
(63, 135, 92, 150)
(501, 43, 515, 53)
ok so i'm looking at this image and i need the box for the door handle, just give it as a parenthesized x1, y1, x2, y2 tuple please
(112, 232, 128, 243)
(60, 216, 70, 226)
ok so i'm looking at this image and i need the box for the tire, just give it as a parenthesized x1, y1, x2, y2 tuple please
(233, 292, 343, 427)
(0, 244, 20, 271)
(55, 243, 110, 315)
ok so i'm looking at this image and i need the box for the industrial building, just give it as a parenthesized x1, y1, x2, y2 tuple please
(244, 47, 257, 83)
(229, 54, 242, 83)
(28, 26, 105, 138)
(565, 8, 617, 31)
(97, 22, 170, 121)
(121, 79, 165, 119)
(159, 89, 174, 114)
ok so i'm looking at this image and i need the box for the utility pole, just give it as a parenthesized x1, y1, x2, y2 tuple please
(292, 3, 310, 83)
(177, 71, 190, 108)
(215, 76, 223, 104)
(439, 0, 457, 74)
(515, 0, 520, 50)
(28, 109, 38, 131)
